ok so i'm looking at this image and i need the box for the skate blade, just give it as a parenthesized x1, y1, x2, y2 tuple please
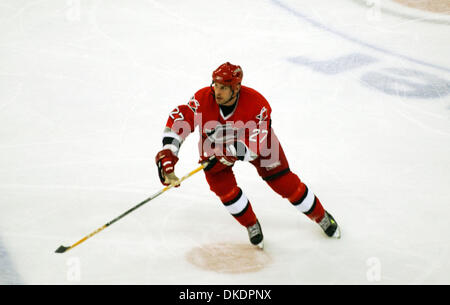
(332, 226, 341, 239)
(255, 241, 264, 249)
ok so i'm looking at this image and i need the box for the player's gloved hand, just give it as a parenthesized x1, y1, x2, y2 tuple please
(200, 144, 238, 173)
(214, 144, 238, 166)
(155, 149, 180, 186)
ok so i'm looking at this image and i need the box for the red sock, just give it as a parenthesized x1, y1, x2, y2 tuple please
(304, 197, 325, 223)
(234, 203, 257, 227)
(289, 183, 325, 223)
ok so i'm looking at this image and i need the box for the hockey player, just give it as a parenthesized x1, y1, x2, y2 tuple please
(155, 62, 340, 248)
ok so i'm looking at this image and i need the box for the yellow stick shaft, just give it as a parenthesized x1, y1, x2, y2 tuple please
(55, 162, 207, 253)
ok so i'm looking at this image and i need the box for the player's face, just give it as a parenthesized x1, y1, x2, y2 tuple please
(213, 82, 238, 106)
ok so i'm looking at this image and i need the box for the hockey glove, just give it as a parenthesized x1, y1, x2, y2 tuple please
(155, 149, 180, 186)
(201, 143, 239, 173)
(215, 144, 238, 166)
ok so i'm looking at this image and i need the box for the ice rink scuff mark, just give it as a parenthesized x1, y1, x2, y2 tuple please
(0, 236, 24, 285)
(270, 0, 450, 74)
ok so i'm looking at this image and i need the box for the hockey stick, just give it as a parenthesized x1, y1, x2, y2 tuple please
(55, 161, 208, 254)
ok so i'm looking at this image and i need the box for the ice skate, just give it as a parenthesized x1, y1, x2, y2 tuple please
(247, 219, 264, 249)
(318, 211, 341, 238)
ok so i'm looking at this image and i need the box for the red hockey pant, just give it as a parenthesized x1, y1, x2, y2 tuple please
(203, 131, 325, 227)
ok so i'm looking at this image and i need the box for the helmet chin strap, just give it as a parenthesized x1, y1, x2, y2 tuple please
(223, 89, 236, 105)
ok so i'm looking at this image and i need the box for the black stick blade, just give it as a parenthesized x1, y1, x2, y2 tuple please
(55, 245, 69, 253)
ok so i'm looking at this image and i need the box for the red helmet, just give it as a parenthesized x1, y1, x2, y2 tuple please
(212, 62, 243, 90)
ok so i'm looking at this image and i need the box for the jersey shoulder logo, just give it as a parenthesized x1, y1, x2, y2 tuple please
(187, 96, 200, 113)
(256, 106, 268, 122)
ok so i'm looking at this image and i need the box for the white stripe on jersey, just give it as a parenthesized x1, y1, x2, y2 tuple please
(162, 130, 183, 155)
(162, 130, 183, 143)
(162, 144, 179, 155)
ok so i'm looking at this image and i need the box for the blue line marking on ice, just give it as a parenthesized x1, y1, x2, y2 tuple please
(271, 0, 450, 74)
(0, 236, 24, 285)
(288, 53, 379, 74)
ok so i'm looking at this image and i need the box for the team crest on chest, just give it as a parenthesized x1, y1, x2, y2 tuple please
(205, 123, 243, 144)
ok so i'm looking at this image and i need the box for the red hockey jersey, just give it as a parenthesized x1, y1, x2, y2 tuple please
(162, 86, 272, 161)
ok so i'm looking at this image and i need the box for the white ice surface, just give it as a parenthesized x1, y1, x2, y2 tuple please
(0, 0, 449, 284)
